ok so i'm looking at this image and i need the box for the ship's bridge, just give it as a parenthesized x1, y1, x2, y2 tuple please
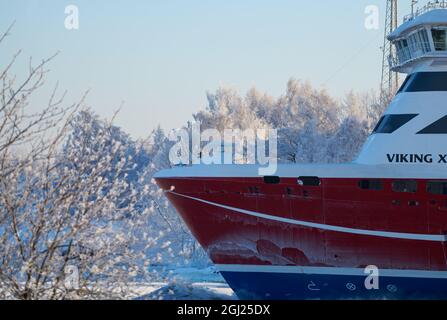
(356, 2, 447, 166)
(388, 2, 447, 73)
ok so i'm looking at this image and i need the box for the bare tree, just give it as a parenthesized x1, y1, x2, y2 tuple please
(0, 26, 160, 300)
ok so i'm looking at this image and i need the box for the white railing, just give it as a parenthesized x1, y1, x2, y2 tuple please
(404, 0, 447, 22)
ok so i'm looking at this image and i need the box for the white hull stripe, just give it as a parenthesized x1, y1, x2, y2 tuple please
(169, 191, 447, 242)
(216, 264, 447, 279)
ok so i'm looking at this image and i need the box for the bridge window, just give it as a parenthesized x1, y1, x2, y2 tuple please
(358, 179, 383, 191)
(399, 72, 447, 92)
(395, 29, 432, 65)
(427, 181, 447, 195)
(418, 29, 432, 53)
(392, 180, 418, 193)
(408, 29, 431, 55)
(408, 34, 419, 52)
(417, 115, 447, 134)
(397, 74, 413, 93)
(373, 114, 418, 134)
(395, 39, 411, 64)
(432, 28, 447, 51)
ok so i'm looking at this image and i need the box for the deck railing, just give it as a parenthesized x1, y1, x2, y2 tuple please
(404, 0, 447, 22)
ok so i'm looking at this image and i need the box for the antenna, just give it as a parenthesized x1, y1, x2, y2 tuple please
(380, 0, 399, 102)
(411, 0, 419, 17)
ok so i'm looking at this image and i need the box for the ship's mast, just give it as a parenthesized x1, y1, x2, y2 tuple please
(380, 0, 399, 102)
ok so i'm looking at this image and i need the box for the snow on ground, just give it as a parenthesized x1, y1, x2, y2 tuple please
(134, 267, 237, 300)
(136, 282, 236, 300)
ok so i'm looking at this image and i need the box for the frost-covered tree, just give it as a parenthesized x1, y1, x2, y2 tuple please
(0, 109, 162, 299)
(0, 27, 166, 299)
(327, 117, 370, 163)
(190, 80, 385, 164)
(142, 127, 209, 268)
(194, 87, 267, 132)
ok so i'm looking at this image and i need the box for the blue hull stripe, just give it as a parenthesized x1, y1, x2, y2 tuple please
(219, 270, 447, 300)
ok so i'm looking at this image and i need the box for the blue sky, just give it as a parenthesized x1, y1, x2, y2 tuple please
(0, 0, 419, 138)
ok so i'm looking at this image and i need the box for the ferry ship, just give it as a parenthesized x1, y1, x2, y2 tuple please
(155, 5, 447, 299)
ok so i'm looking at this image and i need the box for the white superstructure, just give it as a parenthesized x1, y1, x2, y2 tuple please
(356, 7, 447, 166)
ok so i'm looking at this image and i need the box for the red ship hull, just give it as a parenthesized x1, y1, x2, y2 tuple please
(156, 176, 447, 299)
